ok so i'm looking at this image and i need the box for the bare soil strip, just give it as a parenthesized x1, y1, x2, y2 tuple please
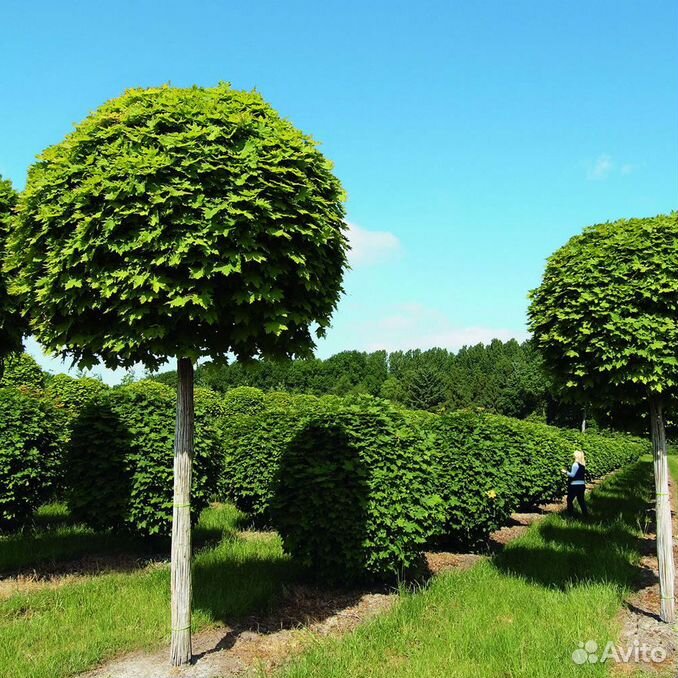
(613, 476, 678, 676)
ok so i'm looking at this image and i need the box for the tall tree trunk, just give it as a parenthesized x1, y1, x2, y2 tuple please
(170, 357, 194, 665)
(581, 406, 587, 434)
(649, 395, 675, 624)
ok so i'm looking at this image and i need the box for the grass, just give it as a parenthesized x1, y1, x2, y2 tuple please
(0, 503, 298, 678)
(0, 501, 233, 574)
(273, 457, 665, 678)
(0, 503, 147, 573)
(0, 456, 669, 678)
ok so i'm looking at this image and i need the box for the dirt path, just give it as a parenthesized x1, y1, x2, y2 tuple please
(613, 475, 678, 675)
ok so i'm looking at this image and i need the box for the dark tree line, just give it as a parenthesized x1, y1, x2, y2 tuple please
(151, 339, 648, 433)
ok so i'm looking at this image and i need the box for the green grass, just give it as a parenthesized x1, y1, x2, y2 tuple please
(0, 457, 669, 678)
(0, 503, 298, 678)
(0, 502, 233, 574)
(274, 458, 664, 678)
(669, 455, 678, 481)
(0, 503, 147, 573)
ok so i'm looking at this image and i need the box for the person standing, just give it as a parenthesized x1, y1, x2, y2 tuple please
(562, 450, 588, 517)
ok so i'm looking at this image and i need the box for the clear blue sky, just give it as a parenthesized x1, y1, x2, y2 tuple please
(2, 1, 677, 381)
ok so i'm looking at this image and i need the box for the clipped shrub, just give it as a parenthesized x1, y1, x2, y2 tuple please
(66, 380, 223, 537)
(222, 386, 267, 416)
(45, 373, 109, 415)
(0, 387, 64, 530)
(420, 410, 649, 547)
(272, 399, 444, 583)
(418, 411, 519, 546)
(0, 353, 45, 389)
(219, 390, 343, 522)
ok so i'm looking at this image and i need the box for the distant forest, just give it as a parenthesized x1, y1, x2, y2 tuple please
(151, 339, 647, 434)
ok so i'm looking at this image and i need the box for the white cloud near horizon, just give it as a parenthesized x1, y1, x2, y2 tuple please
(346, 222, 402, 266)
(359, 303, 529, 353)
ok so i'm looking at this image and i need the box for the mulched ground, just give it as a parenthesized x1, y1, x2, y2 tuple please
(613, 476, 678, 676)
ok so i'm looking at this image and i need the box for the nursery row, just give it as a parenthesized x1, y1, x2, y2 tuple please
(0, 377, 648, 581)
(220, 391, 646, 580)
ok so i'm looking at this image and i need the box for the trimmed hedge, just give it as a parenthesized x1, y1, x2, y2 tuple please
(272, 400, 444, 583)
(218, 393, 649, 581)
(221, 386, 268, 416)
(45, 374, 110, 415)
(0, 387, 65, 530)
(66, 381, 224, 537)
(0, 353, 45, 389)
(219, 390, 342, 523)
(418, 410, 648, 547)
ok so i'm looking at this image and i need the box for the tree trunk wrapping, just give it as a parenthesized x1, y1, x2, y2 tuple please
(649, 396, 675, 624)
(170, 357, 194, 665)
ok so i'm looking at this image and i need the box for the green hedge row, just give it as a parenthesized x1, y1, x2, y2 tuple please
(0, 373, 649, 587)
(219, 393, 649, 581)
(66, 381, 224, 537)
(416, 410, 646, 548)
(219, 387, 341, 521)
(0, 387, 66, 530)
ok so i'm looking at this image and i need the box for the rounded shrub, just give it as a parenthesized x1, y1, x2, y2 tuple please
(0, 353, 45, 389)
(66, 380, 223, 536)
(271, 399, 444, 583)
(0, 387, 64, 530)
(45, 373, 110, 415)
(221, 386, 267, 416)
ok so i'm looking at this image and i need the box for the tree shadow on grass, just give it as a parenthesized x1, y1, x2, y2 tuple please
(492, 458, 656, 591)
(191, 550, 371, 663)
(189, 418, 380, 661)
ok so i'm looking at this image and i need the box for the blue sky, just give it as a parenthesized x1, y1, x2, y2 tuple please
(2, 1, 677, 382)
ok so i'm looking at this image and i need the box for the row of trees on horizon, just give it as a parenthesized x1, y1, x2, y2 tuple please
(150, 339, 649, 435)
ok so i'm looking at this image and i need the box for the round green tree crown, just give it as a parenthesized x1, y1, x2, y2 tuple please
(528, 212, 678, 403)
(0, 176, 24, 361)
(6, 84, 348, 369)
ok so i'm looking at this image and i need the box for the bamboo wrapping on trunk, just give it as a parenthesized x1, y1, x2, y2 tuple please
(170, 357, 194, 665)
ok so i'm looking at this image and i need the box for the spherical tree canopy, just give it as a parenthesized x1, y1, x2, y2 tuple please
(528, 212, 678, 404)
(0, 176, 24, 362)
(6, 84, 348, 370)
